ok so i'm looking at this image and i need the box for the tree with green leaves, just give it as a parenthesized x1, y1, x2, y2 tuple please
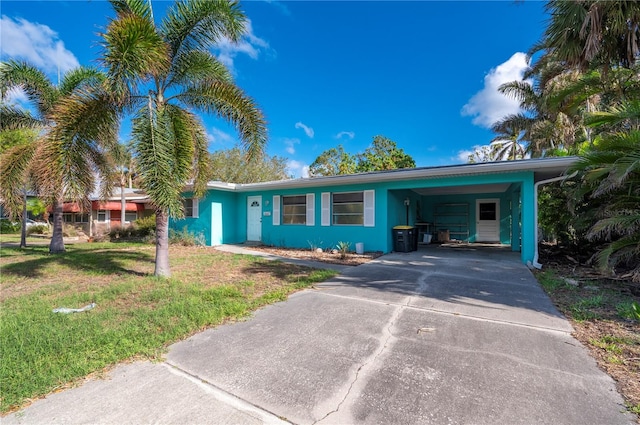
(0, 127, 38, 248)
(569, 101, 640, 281)
(308, 145, 356, 177)
(309, 136, 415, 177)
(489, 117, 527, 161)
(537, 1, 640, 72)
(208, 146, 288, 183)
(356, 135, 415, 172)
(0, 61, 117, 253)
(101, 0, 267, 277)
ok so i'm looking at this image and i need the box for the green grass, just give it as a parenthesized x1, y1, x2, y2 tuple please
(0, 243, 337, 412)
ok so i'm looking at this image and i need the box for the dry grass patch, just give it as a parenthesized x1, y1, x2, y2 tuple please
(0, 242, 337, 413)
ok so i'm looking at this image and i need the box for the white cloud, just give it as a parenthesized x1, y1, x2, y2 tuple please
(283, 137, 300, 154)
(207, 127, 234, 144)
(0, 16, 79, 74)
(287, 160, 309, 178)
(215, 19, 270, 72)
(294, 122, 314, 138)
(461, 52, 530, 129)
(335, 131, 355, 140)
(4, 87, 29, 107)
(457, 147, 479, 163)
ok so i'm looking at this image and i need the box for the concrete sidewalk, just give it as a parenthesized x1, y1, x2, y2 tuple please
(4, 246, 635, 424)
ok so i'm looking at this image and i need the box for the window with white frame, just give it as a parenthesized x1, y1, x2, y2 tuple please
(183, 198, 199, 218)
(63, 213, 74, 223)
(282, 195, 306, 224)
(75, 213, 89, 223)
(97, 210, 109, 222)
(332, 192, 364, 225)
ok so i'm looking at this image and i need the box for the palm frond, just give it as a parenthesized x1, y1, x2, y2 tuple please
(0, 104, 43, 131)
(109, 0, 153, 20)
(169, 50, 232, 87)
(177, 80, 267, 159)
(162, 0, 245, 58)
(132, 103, 183, 214)
(57, 67, 106, 97)
(0, 141, 38, 217)
(0, 60, 57, 117)
(101, 12, 169, 100)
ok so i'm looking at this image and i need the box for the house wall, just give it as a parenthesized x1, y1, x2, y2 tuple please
(171, 190, 242, 245)
(171, 170, 538, 263)
(241, 183, 390, 253)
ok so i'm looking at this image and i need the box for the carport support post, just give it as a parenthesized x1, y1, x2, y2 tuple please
(520, 176, 536, 265)
(511, 190, 521, 253)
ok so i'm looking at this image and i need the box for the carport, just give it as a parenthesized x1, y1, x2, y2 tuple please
(384, 157, 578, 263)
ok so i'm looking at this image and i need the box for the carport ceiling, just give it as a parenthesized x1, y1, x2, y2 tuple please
(412, 183, 511, 196)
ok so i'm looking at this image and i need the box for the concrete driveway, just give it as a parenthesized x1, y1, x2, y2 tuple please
(4, 246, 634, 425)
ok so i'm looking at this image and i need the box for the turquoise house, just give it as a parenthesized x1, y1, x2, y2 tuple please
(172, 157, 578, 265)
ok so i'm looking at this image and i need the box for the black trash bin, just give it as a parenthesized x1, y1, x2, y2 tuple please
(392, 226, 415, 252)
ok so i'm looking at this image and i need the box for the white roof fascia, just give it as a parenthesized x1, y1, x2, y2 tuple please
(188, 157, 578, 193)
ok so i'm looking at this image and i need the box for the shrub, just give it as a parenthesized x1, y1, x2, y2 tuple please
(0, 219, 20, 234)
(133, 214, 156, 237)
(169, 226, 205, 246)
(336, 241, 351, 259)
(26, 224, 49, 235)
(62, 224, 78, 237)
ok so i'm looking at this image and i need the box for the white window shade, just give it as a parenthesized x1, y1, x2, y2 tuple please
(272, 195, 280, 226)
(364, 190, 375, 227)
(321, 192, 330, 226)
(306, 193, 315, 226)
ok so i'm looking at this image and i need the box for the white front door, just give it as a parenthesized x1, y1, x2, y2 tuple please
(247, 196, 262, 242)
(476, 199, 500, 242)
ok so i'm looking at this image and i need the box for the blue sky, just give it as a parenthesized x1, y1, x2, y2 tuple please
(1, 0, 547, 178)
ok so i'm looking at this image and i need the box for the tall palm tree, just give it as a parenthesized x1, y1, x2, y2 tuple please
(540, 1, 640, 72)
(0, 61, 118, 253)
(489, 116, 527, 161)
(101, 0, 267, 277)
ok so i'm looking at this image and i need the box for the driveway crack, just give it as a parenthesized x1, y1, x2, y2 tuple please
(314, 302, 405, 424)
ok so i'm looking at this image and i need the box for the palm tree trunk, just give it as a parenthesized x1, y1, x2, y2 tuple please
(154, 208, 171, 277)
(120, 177, 126, 228)
(20, 187, 27, 248)
(49, 193, 66, 253)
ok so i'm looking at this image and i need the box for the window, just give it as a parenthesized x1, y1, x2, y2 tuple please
(183, 198, 199, 218)
(332, 192, 364, 225)
(124, 212, 137, 223)
(97, 210, 109, 222)
(75, 213, 89, 223)
(282, 195, 306, 224)
(479, 202, 497, 220)
(63, 213, 73, 223)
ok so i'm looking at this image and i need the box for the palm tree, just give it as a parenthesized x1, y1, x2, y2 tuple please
(489, 116, 527, 161)
(570, 101, 640, 281)
(101, 0, 267, 277)
(0, 61, 118, 253)
(540, 1, 640, 72)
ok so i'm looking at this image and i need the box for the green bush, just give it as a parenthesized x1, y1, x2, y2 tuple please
(0, 220, 20, 234)
(133, 214, 156, 236)
(26, 224, 49, 235)
(169, 226, 205, 246)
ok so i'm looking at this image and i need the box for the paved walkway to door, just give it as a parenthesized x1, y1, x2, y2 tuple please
(4, 247, 634, 424)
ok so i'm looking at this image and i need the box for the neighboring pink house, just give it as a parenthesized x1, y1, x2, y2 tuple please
(59, 189, 153, 236)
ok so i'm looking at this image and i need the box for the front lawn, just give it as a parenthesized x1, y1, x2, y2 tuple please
(0, 242, 336, 413)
